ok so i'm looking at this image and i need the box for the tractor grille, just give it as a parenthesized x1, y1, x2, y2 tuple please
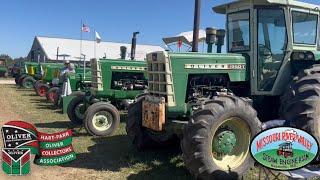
(90, 58, 103, 91)
(146, 52, 175, 106)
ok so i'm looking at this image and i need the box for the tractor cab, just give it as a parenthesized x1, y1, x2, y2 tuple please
(213, 0, 320, 95)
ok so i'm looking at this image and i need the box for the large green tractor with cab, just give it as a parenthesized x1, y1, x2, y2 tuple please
(126, 0, 320, 179)
(65, 58, 147, 136)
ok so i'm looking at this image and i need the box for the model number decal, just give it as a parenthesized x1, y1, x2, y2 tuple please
(184, 64, 246, 70)
(111, 66, 146, 71)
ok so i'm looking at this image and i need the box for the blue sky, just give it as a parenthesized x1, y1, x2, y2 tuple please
(0, 0, 318, 58)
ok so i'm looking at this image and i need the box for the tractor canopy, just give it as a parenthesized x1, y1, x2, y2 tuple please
(211, 0, 320, 95)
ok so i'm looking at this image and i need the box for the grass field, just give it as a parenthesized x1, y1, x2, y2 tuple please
(0, 84, 288, 180)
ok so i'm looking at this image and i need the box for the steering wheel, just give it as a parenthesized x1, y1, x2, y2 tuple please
(258, 44, 272, 59)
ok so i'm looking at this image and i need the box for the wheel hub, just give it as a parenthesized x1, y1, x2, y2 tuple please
(213, 129, 236, 154)
(92, 111, 112, 131)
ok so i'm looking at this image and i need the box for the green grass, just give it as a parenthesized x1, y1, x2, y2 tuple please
(0, 84, 288, 180)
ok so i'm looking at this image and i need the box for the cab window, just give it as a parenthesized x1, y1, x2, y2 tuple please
(228, 10, 250, 52)
(292, 11, 318, 45)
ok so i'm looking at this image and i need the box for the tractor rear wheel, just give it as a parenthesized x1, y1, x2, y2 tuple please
(22, 76, 36, 89)
(46, 87, 60, 103)
(181, 96, 261, 179)
(84, 102, 120, 136)
(67, 95, 86, 124)
(36, 83, 50, 97)
(280, 65, 320, 143)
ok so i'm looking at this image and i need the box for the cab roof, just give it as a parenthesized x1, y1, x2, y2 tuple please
(213, 0, 320, 14)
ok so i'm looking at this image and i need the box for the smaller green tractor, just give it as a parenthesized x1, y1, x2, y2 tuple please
(33, 63, 64, 96)
(0, 59, 8, 77)
(46, 66, 92, 104)
(15, 62, 42, 89)
(65, 58, 147, 136)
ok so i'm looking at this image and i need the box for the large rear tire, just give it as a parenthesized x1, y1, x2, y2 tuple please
(84, 102, 120, 136)
(67, 95, 86, 125)
(181, 96, 261, 179)
(280, 65, 320, 143)
(22, 76, 36, 89)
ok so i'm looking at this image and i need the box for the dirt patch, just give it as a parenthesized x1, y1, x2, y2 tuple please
(0, 79, 15, 85)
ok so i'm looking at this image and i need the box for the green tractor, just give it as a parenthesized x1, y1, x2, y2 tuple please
(65, 58, 147, 136)
(47, 66, 92, 104)
(0, 59, 8, 77)
(16, 62, 42, 89)
(34, 63, 64, 96)
(126, 0, 320, 179)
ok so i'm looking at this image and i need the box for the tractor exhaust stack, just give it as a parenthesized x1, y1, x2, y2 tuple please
(131, 32, 139, 60)
(192, 0, 201, 52)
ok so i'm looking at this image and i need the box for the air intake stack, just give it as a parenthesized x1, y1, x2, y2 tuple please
(216, 29, 226, 53)
(205, 28, 217, 53)
(120, 46, 127, 59)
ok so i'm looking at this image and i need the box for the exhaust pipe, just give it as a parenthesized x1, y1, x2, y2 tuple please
(216, 29, 226, 53)
(206, 28, 217, 53)
(131, 32, 139, 60)
(192, 0, 201, 52)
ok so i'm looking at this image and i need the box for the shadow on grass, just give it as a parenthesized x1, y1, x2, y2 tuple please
(61, 135, 192, 179)
(35, 121, 76, 129)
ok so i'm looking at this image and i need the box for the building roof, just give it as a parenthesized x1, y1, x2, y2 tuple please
(34, 36, 164, 61)
(213, 0, 320, 14)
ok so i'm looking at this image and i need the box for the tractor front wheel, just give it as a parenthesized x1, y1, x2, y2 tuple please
(67, 95, 86, 124)
(181, 96, 261, 179)
(280, 64, 320, 143)
(84, 102, 120, 136)
(22, 76, 36, 89)
(46, 87, 60, 103)
(36, 83, 50, 97)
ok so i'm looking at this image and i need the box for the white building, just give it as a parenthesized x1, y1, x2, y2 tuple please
(27, 36, 164, 62)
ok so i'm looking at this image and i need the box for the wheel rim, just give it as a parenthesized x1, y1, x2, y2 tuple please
(24, 80, 33, 89)
(211, 117, 251, 170)
(49, 91, 57, 102)
(38, 86, 47, 96)
(75, 103, 85, 120)
(92, 111, 113, 132)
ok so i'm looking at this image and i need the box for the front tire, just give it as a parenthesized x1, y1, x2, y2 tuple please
(67, 95, 86, 124)
(280, 65, 320, 143)
(22, 76, 36, 89)
(46, 87, 60, 103)
(36, 83, 50, 97)
(181, 96, 261, 179)
(84, 102, 120, 136)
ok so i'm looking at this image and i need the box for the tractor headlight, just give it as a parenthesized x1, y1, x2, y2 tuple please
(306, 52, 315, 60)
(298, 53, 305, 60)
(291, 52, 315, 61)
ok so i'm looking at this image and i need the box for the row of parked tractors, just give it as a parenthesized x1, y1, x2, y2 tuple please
(12, 0, 320, 179)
